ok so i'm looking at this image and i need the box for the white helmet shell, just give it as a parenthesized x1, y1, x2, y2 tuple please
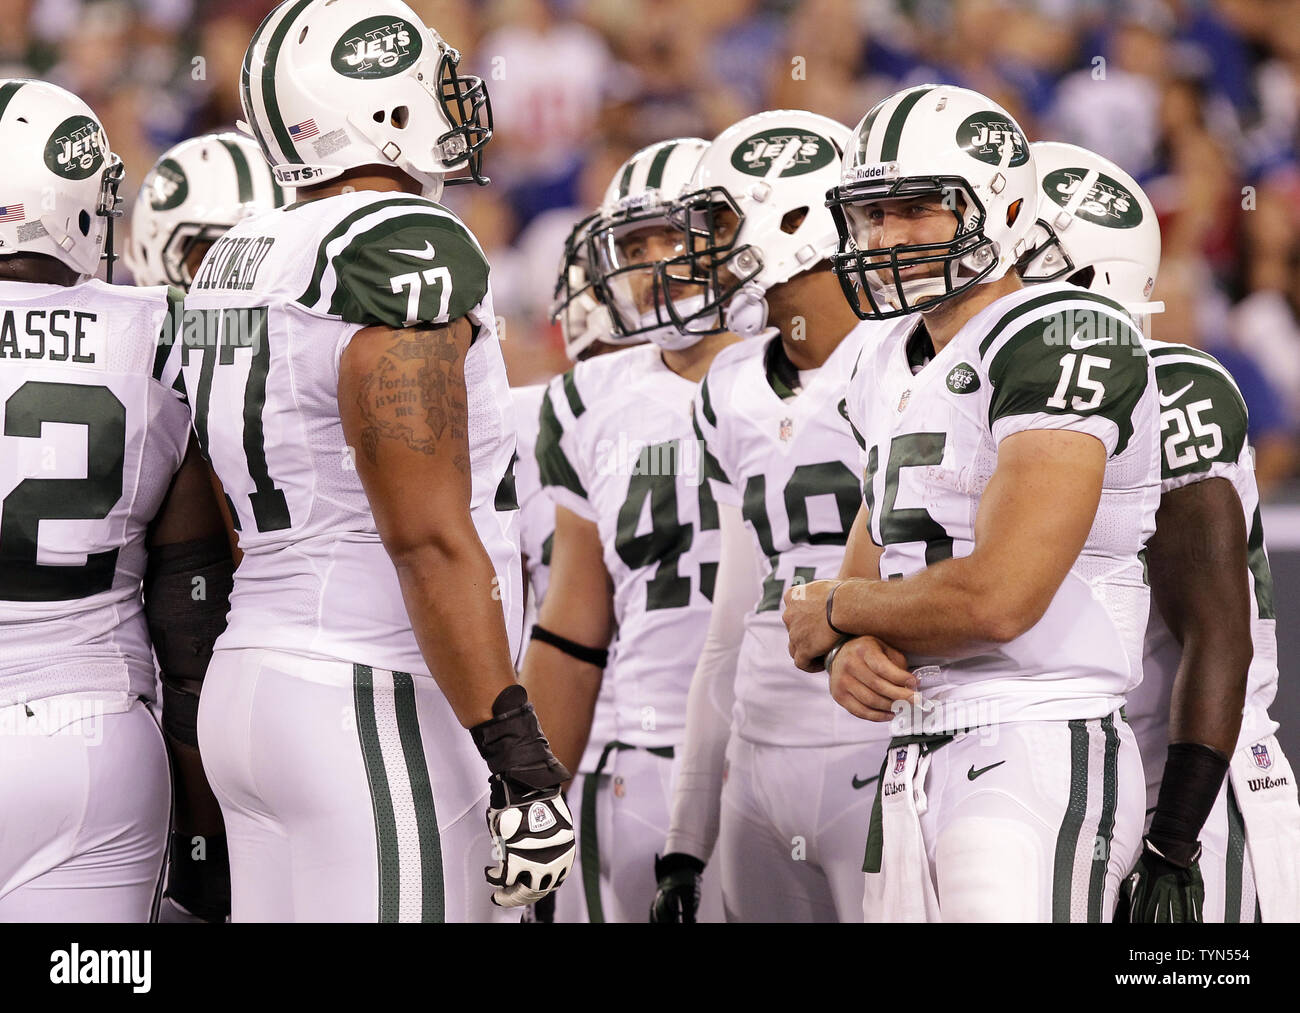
(125, 131, 288, 289)
(239, 0, 492, 199)
(1019, 140, 1161, 314)
(0, 78, 123, 281)
(828, 84, 1038, 318)
(662, 110, 851, 338)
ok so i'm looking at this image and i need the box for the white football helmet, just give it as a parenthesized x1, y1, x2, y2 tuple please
(0, 78, 125, 282)
(659, 110, 851, 338)
(1018, 141, 1162, 316)
(125, 132, 288, 289)
(551, 213, 617, 361)
(553, 138, 710, 352)
(239, 0, 491, 199)
(828, 84, 1038, 318)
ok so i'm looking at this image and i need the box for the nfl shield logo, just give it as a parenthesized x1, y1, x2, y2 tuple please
(1252, 743, 1272, 769)
(897, 389, 911, 413)
(779, 417, 793, 442)
(893, 747, 907, 775)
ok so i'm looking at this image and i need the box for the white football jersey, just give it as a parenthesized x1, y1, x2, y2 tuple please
(536, 342, 721, 750)
(174, 191, 522, 675)
(845, 283, 1161, 729)
(694, 324, 895, 747)
(1131, 342, 1279, 746)
(0, 280, 188, 705)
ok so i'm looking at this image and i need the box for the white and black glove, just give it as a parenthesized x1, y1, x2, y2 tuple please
(470, 685, 576, 908)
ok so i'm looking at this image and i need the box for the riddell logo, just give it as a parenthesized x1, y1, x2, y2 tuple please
(1247, 775, 1289, 792)
(44, 115, 105, 180)
(847, 161, 899, 183)
(332, 17, 424, 79)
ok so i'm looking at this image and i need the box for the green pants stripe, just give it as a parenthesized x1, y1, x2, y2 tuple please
(353, 664, 401, 922)
(392, 671, 444, 923)
(1053, 719, 1091, 922)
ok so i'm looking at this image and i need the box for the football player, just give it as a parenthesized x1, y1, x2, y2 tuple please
(1019, 141, 1300, 922)
(523, 137, 733, 922)
(647, 110, 894, 922)
(170, 0, 574, 921)
(0, 79, 234, 921)
(783, 84, 1158, 921)
(126, 130, 288, 923)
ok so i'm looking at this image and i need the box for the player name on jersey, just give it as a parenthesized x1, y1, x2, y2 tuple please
(189, 234, 277, 292)
(0, 308, 101, 363)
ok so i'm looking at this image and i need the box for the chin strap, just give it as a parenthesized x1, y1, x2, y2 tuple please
(723, 281, 769, 338)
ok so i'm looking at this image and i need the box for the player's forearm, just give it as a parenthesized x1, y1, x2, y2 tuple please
(390, 535, 517, 728)
(830, 556, 1031, 657)
(166, 731, 226, 837)
(1167, 631, 1250, 755)
(519, 642, 603, 775)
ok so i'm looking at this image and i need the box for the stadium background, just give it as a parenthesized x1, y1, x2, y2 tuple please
(5, 0, 1297, 756)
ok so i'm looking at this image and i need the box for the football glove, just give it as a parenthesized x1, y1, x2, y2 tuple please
(471, 685, 576, 908)
(1115, 838, 1205, 923)
(649, 852, 704, 923)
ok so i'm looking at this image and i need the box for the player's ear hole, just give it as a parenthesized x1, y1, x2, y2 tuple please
(298, 26, 309, 44)
(79, 210, 91, 235)
(781, 207, 808, 234)
(390, 106, 410, 129)
(372, 110, 384, 123)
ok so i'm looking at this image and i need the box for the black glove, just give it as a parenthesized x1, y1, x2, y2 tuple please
(649, 852, 704, 923)
(162, 831, 230, 923)
(470, 685, 575, 908)
(1115, 838, 1205, 923)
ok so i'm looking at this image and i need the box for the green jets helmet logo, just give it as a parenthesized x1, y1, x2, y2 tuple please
(731, 130, 836, 178)
(147, 158, 189, 211)
(44, 115, 105, 180)
(332, 17, 424, 79)
(946, 362, 980, 395)
(1042, 168, 1144, 229)
(957, 113, 1028, 167)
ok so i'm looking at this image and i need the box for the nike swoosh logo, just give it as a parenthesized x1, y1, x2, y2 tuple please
(851, 773, 880, 790)
(390, 241, 437, 260)
(1158, 381, 1194, 408)
(1069, 330, 1110, 350)
(967, 761, 1006, 781)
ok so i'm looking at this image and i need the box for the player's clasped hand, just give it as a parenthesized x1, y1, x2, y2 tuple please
(649, 852, 705, 923)
(781, 579, 844, 671)
(1115, 839, 1206, 923)
(825, 635, 918, 722)
(471, 685, 577, 908)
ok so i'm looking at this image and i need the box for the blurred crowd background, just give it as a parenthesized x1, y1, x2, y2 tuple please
(5, 0, 1300, 495)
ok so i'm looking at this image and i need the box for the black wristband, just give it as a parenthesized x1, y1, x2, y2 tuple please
(826, 581, 853, 638)
(469, 685, 570, 791)
(530, 624, 609, 668)
(1149, 741, 1231, 867)
(655, 852, 705, 879)
(165, 831, 230, 922)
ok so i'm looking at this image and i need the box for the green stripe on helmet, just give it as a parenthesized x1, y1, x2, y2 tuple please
(617, 160, 635, 199)
(0, 79, 27, 124)
(261, 0, 314, 166)
(240, 11, 277, 158)
(644, 142, 678, 191)
(879, 86, 934, 162)
(218, 137, 255, 204)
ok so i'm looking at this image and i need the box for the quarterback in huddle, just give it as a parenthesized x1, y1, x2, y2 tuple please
(0, 0, 1295, 928)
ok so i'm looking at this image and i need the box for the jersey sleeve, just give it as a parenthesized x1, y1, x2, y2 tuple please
(303, 203, 490, 329)
(982, 301, 1150, 456)
(150, 285, 190, 405)
(1150, 350, 1250, 494)
(535, 370, 595, 521)
(693, 373, 741, 507)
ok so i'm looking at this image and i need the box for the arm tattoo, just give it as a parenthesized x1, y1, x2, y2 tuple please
(355, 322, 471, 473)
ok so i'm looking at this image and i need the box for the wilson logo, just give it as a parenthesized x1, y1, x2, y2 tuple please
(147, 158, 188, 211)
(946, 362, 980, 394)
(957, 113, 1028, 167)
(731, 129, 835, 178)
(1042, 168, 1143, 229)
(45, 115, 105, 180)
(332, 17, 423, 79)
